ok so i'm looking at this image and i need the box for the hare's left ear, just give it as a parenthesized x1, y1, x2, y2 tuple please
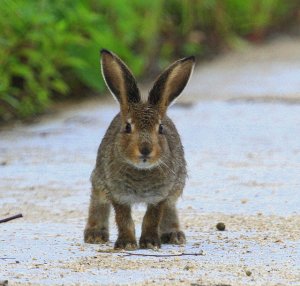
(148, 56, 195, 115)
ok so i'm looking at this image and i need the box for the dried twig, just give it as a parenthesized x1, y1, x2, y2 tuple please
(96, 249, 204, 257)
(0, 213, 23, 223)
(122, 251, 204, 257)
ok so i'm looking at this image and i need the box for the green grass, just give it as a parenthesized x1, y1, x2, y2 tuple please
(0, 0, 299, 121)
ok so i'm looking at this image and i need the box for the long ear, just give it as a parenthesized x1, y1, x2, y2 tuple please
(100, 49, 141, 112)
(148, 56, 195, 115)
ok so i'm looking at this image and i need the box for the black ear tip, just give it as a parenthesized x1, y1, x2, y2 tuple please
(189, 55, 196, 62)
(182, 55, 195, 63)
(100, 49, 113, 56)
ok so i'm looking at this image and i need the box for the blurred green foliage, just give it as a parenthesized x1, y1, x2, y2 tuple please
(0, 0, 299, 120)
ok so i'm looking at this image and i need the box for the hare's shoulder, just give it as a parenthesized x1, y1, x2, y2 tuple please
(163, 116, 182, 147)
(104, 113, 121, 139)
(98, 113, 120, 147)
(94, 113, 120, 165)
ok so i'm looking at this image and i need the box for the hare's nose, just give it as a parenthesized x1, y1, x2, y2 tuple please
(140, 146, 152, 157)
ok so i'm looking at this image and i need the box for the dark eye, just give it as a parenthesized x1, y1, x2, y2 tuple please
(159, 124, 163, 134)
(125, 122, 132, 133)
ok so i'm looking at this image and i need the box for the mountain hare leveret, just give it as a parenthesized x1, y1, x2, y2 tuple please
(84, 49, 195, 250)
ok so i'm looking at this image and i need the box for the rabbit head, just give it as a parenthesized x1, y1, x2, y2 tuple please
(100, 49, 195, 169)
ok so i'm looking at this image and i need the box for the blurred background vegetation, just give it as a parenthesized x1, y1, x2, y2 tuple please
(1, 0, 300, 121)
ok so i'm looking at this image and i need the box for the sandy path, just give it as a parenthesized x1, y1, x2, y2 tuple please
(1, 37, 300, 286)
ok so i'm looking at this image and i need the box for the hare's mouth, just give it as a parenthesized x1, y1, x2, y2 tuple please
(128, 156, 159, 170)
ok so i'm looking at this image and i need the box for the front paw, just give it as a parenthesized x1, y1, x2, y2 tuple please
(114, 237, 137, 250)
(139, 233, 161, 249)
(160, 231, 186, 244)
(84, 228, 109, 244)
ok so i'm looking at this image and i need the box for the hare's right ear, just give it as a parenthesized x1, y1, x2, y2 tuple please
(100, 49, 140, 112)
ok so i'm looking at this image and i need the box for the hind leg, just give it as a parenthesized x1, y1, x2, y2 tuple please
(84, 188, 111, 244)
(159, 201, 186, 244)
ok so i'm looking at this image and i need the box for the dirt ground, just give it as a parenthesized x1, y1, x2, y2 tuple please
(1, 36, 300, 285)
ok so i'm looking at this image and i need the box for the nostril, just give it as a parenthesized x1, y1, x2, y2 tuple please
(140, 146, 151, 157)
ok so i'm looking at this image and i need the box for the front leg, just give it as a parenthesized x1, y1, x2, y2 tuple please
(112, 202, 137, 250)
(84, 188, 110, 244)
(140, 201, 165, 249)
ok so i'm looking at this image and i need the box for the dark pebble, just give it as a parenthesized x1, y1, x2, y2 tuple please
(216, 222, 226, 231)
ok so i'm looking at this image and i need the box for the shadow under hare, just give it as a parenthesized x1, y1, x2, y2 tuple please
(84, 49, 195, 250)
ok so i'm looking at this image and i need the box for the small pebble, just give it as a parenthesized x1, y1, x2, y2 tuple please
(246, 270, 252, 276)
(216, 222, 226, 231)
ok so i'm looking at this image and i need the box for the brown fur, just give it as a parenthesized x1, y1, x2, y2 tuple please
(140, 200, 165, 248)
(113, 202, 137, 250)
(84, 50, 195, 249)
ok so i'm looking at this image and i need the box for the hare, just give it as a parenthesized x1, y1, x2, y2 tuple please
(84, 49, 195, 250)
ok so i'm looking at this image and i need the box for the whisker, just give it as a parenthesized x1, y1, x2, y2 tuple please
(159, 158, 176, 175)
